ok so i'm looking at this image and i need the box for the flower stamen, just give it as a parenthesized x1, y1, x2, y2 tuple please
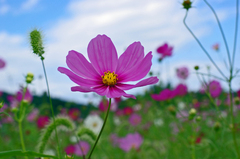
(101, 71, 118, 86)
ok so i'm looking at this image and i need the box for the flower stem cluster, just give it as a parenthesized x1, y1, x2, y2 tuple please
(182, 0, 192, 10)
(26, 72, 34, 84)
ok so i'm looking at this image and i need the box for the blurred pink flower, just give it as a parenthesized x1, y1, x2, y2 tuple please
(37, 116, 49, 129)
(65, 145, 75, 155)
(58, 34, 158, 99)
(129, 114, 141, 126)
(68, 108, 80, 121)
(118, 133, 143, 152)
(16, 88, 33, 103)
(173, 84, 188, 96)
(212, 43, 219, 51)
(123, 106, 133, 115)
(98, 100, 109, 112)
(209, 80, 222, 98)
(176, 66, 189, 80)
(2, 116, 14, 123)
(156, 43, 173, 60)
(237, 89, 240, 98)
(75, 141, 90, 156)
(151, 89, 175, 101)
(110, 133, 119, 147)
(27, 108, 39, 122)
(0, 58, 6, 69)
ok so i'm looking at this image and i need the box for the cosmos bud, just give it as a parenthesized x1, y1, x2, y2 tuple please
(182, 0, 192, 10)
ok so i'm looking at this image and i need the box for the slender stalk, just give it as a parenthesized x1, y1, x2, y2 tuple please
(231, 0, 239, 70)
(191, 121, 196, 159)
(228, 81, 240, 158)
(18, 121, 27, 159)
(203, 0, 232, 68)
(183, 11, 228, 80)
(88, 98, 112, 159)
(41, 60, 61, 159)
(192, 72, 226, 82)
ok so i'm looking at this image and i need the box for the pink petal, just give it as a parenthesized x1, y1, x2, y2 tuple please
(116, 77, 159, 90)
(66, 50, 100, 79)
(107, 86, 136, 99)
(118, 52, 153, 82)
(116, 42, 144, 75)
(71, 86, 93, 92)
(87, 35, 118, 75)
(58, 67, 102, 87)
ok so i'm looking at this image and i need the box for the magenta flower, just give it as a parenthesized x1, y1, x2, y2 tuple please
(27, 108, 39, 122)
(0, 58, 6, 69)
(58, 35, 158, 99)
(176, 66, 189, 80)
(98, 100, 109, 112)
(209, 80, 222, 98)
(173, 84, 188, 96)
(156, 43, 173, 60)
(110, 133, 119, 147)
(212, 43, 219, 51)
(65, 144, 75, 155)
(123, 106, 133, 115)
(118, 132, 143, 152)
(129, 114, 142, 126)
(151, 89, 175, 101)
(16, 88, 33, 103)
(36, 116, 49, 129)
(68, 108, 80, 120)
(74, 141, 90, 156)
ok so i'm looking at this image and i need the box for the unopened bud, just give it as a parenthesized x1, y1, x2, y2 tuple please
(11, 107, 18, 113)
(234, 97, 240, 105)
(214, 122, 221, 132)
(0, 102, 3, 109)
(26, 72, 34, 84)
(189, 108, 197, 120)
(167, 105, 176, 116)
(196, 116, 201, 122)
(182, 0, 192, 10)
(194, 65, 199, 71)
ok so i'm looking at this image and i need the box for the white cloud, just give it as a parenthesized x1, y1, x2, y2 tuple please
(20, 0, 39, 11)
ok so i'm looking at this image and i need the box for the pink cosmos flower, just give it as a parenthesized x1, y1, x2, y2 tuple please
(98, 100, 109, 112)
(0, 58, 6, 69)
(129, 114, 141, 126)
(37, 116, 49, 129)
(110, 133, 119, 147)
(65, 145, 75, 155)
(176, 66, 189, 80)
(27, 108, 39, 122)
(58, 35, 158, 99)
(118, 132, 143, 152)
(212, 43, 219, 51)
(156, 43, 173, 60)
(75, 141, 90, 156)
(68, 108, 80, 120)
(16, 88, 33, 103)
(151, 89, 175, 101)
(123, 106, 133, 115)
(237, 89, 240, 98)
(173, 84, 188, 96)
(209, 80, 222, 98)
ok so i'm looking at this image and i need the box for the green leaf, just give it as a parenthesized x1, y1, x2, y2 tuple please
(0, 150, 58, 158)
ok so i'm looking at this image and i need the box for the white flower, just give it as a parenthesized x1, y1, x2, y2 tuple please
(70, 135, 78, 143)
(113, 116, 121, 126)
(84, 114, 103, 134)
(178, 102, 185, 110)
(154, 118, 164, 127)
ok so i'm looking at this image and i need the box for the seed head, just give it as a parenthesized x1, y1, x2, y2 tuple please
(30, 29, 45, 59)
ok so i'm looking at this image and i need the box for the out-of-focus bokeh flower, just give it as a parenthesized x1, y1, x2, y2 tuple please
(84, 114, 103, 134)
(176, 66, 189, 80)
(74, 141, 90, 156)
(68, 108, 80, 121)
(209, 80, 222, 98)
(156, 43, 173, 60)
(129, 114, 141, 126)
(0, 58, 6, 69)
(118, 132, 143, 152)
(151, 89, 175, 101)
(173, 84, 188, 96)
(37, 115, 49, 129)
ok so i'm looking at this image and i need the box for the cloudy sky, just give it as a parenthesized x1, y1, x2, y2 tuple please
(0, 0, 239, 105)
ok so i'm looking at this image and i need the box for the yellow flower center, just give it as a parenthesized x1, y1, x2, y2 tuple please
(101, 71, 118, 86)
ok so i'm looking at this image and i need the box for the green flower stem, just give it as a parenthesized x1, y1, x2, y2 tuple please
(231, 0, 239, 70)
(228, 81, 240, 159)
(18, 121, 27, 159)
(41, 59, 61, 159)
(183, 11, 227, 80)
(88, 98, 112, 159)
(191, 122, 196, 159)
(203, 0, 232, 68)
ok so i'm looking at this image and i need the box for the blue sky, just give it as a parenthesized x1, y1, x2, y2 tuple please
(0, 0, 239, 105)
